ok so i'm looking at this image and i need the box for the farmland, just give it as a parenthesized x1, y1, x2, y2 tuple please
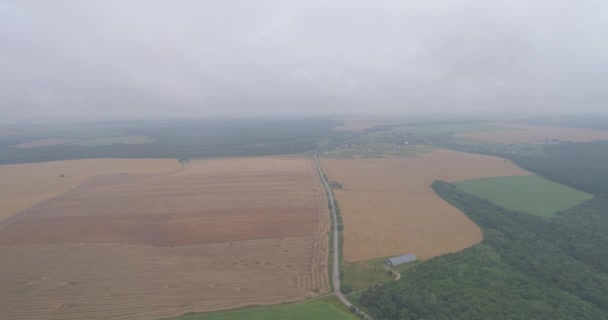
(320, 149, 532, 261)
(453, 175, 593, 217)
(457, 122, 608, 143)
(0, 158, 182, 222)
(0, 157, 330, 320)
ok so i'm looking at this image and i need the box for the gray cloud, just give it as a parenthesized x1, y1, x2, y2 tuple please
(1, 0, 607, 120)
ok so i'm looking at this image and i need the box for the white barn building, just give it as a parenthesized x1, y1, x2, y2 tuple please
(385, 254, 417, 267)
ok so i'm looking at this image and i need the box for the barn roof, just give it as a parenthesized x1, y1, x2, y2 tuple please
(386, 254, 417, 266)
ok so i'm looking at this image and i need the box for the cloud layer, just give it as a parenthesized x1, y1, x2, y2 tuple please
(1, 0, 607, 120)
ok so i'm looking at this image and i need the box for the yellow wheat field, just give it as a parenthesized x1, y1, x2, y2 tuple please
(321, 149, 532, 261)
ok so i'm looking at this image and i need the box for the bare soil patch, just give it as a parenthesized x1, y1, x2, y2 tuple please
(321, 149, 531, 262)
(458, 122, 608, 143)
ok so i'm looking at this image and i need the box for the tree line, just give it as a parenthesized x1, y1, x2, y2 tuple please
(508, 141, 608, 195)
(0, 118, 347, 164)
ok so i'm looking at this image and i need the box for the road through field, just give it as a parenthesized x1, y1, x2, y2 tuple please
(315, 154, 374, 320)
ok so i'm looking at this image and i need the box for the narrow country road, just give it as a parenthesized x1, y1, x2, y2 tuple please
(384, 265, 401, 281)
(314, 154, 375, 320)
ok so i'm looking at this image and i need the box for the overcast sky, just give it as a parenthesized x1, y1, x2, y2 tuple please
(1, 0, 607, 120)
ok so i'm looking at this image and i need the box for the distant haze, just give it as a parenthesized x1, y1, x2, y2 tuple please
(1, 0, 607, 120)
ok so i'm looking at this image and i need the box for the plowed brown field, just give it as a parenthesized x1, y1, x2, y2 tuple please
(0, 157, 329, 320)
(321, 149, 531, 261)
(458, 122, 608, 143)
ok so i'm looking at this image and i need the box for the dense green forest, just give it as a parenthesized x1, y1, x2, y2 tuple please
(358, 181, 608, 319)
(508, 141, 608, 195)
(0, 118, 345, 164)
(522, 114, 608, 130)
(444, 139, 608, 195)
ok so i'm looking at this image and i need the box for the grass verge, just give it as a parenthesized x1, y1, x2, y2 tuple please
(343, 258, 395, 291)
(166, 296, 357, 320)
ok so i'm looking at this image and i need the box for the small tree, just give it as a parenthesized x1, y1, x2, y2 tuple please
(341, 283, 353, 294)
(59, 174, 65, 178)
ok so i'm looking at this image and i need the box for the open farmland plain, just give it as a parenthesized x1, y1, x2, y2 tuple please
(321, 149, 532, 261)
(457, 122, 608, 143)
(0, 157, 330, 320)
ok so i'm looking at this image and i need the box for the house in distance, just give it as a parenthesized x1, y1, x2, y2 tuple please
(385, 253, 417, 267)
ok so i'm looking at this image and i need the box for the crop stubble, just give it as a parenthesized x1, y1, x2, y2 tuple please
(0, 157, 329, 320)
(0, 158, 183, 222)
(321, 149, 532, 261)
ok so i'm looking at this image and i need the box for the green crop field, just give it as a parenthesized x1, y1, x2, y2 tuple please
(454, 175, 593, 217)
(167, 297, 357, 320)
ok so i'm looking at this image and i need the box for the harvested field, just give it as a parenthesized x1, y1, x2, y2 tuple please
(321, 149, 532, 261)
(11, 138, 78, 148)
(0, 157, 330, 320)
(0, 239, 320, 320)
(457, 122, 608, 143)
(0, 208, 318, 246)
(0, 158, 182, 222)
